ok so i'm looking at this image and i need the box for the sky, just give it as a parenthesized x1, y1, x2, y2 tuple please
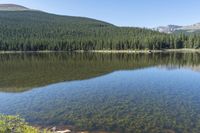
(0, 0, 200, 28)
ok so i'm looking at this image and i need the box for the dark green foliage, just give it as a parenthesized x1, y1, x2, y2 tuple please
(1, 11, 200, 51)
(174, 29, 200, 34)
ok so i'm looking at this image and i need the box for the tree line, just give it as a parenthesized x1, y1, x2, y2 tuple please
(0, 11, 200, 51)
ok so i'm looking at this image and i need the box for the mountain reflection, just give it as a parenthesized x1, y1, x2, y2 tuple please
(0, 52, 200, 92)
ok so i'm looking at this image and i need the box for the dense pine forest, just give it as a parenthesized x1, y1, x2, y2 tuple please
(0, 11, 200, 51)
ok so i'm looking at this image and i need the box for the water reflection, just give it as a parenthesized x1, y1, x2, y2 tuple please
(1, 52, 200, 132)
(0, 52, 200, 92)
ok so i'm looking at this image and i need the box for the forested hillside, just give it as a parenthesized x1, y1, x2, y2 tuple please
(0, 11, 200, 51)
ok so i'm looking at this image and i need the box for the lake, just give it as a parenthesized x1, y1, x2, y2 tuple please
(0, 52, 200, 133)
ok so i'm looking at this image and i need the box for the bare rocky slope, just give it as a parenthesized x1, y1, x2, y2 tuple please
(153, 23, 200, 33)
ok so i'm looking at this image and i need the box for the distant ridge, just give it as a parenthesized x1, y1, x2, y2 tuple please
(153, 23, 200, 34)
(0, 4, 29, 11)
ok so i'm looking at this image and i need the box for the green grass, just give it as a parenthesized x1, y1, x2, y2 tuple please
(0, 114, 49, 133)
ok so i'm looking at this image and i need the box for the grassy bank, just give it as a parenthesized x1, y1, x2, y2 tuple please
(0, 114, 116, 133)
(0, 114, 49, 133)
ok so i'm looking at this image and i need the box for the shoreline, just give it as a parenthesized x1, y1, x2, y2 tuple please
(0, 49, 199, 54)
(85, 49, 200, 53)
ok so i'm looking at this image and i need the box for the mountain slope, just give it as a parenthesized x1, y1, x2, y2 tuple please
(0, 9, 165, 51)
(0, 4, 29, 11)
(0, 4, 200, 51)
(153, 25, 182, 33)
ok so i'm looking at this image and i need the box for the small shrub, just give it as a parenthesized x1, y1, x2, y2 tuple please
(0, 114, 50, 133)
